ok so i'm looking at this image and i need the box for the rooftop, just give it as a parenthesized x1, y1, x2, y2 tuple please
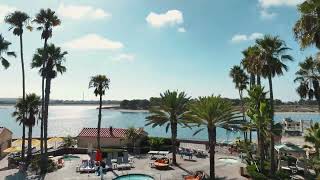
(77, 127, 146, 138)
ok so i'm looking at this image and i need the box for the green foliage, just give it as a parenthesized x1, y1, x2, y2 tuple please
(229, 65, 249, 91)
(275, 170, 290, 180)
(33, 8, 61, 40)
(89, 75, 110, 97)
(63, 135, 76, 148)
(246, 164, 268, 180)
(4, 11, 30, 36)
(305, 122, 320, 157)
(120, 99, 150, 110)
(148, 137, 166, 150)
(0, 34, 15, 69)
(30, 156, 57, 173)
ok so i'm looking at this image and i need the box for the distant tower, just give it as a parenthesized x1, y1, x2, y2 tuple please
(82, 92, 84, 101)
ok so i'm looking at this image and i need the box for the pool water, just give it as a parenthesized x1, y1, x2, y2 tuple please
(63, 154, 80, 161)
(113, 174, 154, 180)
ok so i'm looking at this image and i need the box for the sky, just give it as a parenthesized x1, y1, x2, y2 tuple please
(0, 0, 317, 101)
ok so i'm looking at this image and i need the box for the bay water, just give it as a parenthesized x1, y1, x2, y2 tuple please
(0, 105, 319, 141)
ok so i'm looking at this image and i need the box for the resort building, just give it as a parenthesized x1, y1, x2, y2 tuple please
(282, 118, 313, 136)
(77, 127, 148, 149)
(0, 127, 12, 157)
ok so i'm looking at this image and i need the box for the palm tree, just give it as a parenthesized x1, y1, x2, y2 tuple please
(31, 44, 67, 171)
(293, 0, 320, 49)
(146, 90, 190, 165)
(0, 34, 15, 69)
(186, 96, 240, 180)
(125, 127, 139, 154)
(305, 122, 320, 158)
(241, 45, 263, 86)
(89, 75, 110, 150)
(295, 56, 320, 111)
(12, 93, 41, 163)
(256, 35, 293, 174)
(33, 8, 61, 157)
(229, 65, 249, 140)
(5, 11, 30, 162)
(246, 86, 269, 173)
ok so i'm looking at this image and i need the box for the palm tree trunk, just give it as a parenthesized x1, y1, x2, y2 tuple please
(171, 121, 178, 165)
(43, 59, 53, 172)
(40, 38, 47, 174)
(249, 73, 255, 143)
(257, 75, 261, 86)
(208, 126, 216, 180)
(268, 74, 276, 175)
(97, 94, 102, 149)
(19, 34, 26, 162)
(239, 89, 247, 142)
(27, 125, 32, 163)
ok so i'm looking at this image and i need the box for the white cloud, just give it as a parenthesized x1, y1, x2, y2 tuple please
(258, 0, 304, 8)
(57, 3, 111, 20)
(260, 9, 277, 19)
(231, 33, 264, 43)
(113, 53, 135, 62)
(146, 10, 183, 28)
(178, 27, 186, 33)
(62, 34, 123, 50)
(0, 4, 16, 23)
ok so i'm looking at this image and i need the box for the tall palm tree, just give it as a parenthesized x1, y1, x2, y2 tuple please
(295, 56, 320, 110)
(31, 44, 67, 171)
(146, 90, 190, 165)
(256, 35, 293, 174)
(241, 45, 263, 86)
(229, 65, 249, 140)
(12, 93, 41, 163)
(305, 122, 320, 158)
(89, 75, 110, 150)
(5, 11, 30, 161)
(0, 34, 16, 69)
(33, 8, 61, 157)
(293, 0, 320, 49)
(186, 96, 240, 180)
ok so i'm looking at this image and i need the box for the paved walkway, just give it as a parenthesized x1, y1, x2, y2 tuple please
(0, 154, 246, 180)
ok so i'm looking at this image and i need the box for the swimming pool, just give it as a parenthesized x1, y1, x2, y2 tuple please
(113, 174, 154, 180)
(63, 154, 80, 161)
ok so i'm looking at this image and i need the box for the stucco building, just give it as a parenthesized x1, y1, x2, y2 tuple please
(77, 127, 147, 149)
(0, 127, 12, 157)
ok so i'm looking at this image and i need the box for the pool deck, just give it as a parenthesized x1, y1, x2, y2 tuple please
(0, 153, 246, 180)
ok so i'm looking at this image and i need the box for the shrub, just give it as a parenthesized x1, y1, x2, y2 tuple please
(246, 165, 268, 180)
(30, 157, 57, 173)
(275, 170, 290, 180)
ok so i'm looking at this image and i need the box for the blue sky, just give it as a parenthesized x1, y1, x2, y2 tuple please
(0, 0, 316, 101)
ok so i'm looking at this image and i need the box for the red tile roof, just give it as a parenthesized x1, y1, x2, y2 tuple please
(78, 127, 146, 138)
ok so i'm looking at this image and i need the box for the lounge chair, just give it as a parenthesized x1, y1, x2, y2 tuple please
(154, 157, 170, 169)
(184, 171, 205, 180)
(79, 160, 95, 173)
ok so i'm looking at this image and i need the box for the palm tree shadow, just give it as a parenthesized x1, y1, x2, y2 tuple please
(5, 171, 27, 180)
(176, 165, 193, 175)
(110, 170, 119, 177)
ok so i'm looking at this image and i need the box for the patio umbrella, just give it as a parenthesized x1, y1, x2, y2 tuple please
(12, 139, 28, 147)
(48, 137, 64, 149)
(3, 146, 22, 153)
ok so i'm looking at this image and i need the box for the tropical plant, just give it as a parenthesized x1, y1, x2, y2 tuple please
(63, 136, 76, 148)
(31, 44, 66, 171)
(229, 65, 249, 140)
(246, 86, 270, 173)
(186, 95, 240, 179)
(5, 11, 30, 162)
(241, 45, 263, 86)
(0, 34, 15, 69)
(295, 56, 320, 111)
(12, 93, 40, 163)
(256, 35, 293, 174)
(293, 0, 320, 49)
(89, 75, 110, 149)
(125, 127, 139, 153)
(146, 90, 190, 165)
(305, 122, 320, 158)
(33, 8, 61, 161)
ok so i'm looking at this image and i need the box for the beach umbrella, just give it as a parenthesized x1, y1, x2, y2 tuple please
(28, 139, 41, 148)
(12, 139, 27, 147)
(3, 146, 22, 153)
(48, 137, 64, 148)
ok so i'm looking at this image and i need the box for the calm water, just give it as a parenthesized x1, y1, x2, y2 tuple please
(0, 105, 319, 141)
